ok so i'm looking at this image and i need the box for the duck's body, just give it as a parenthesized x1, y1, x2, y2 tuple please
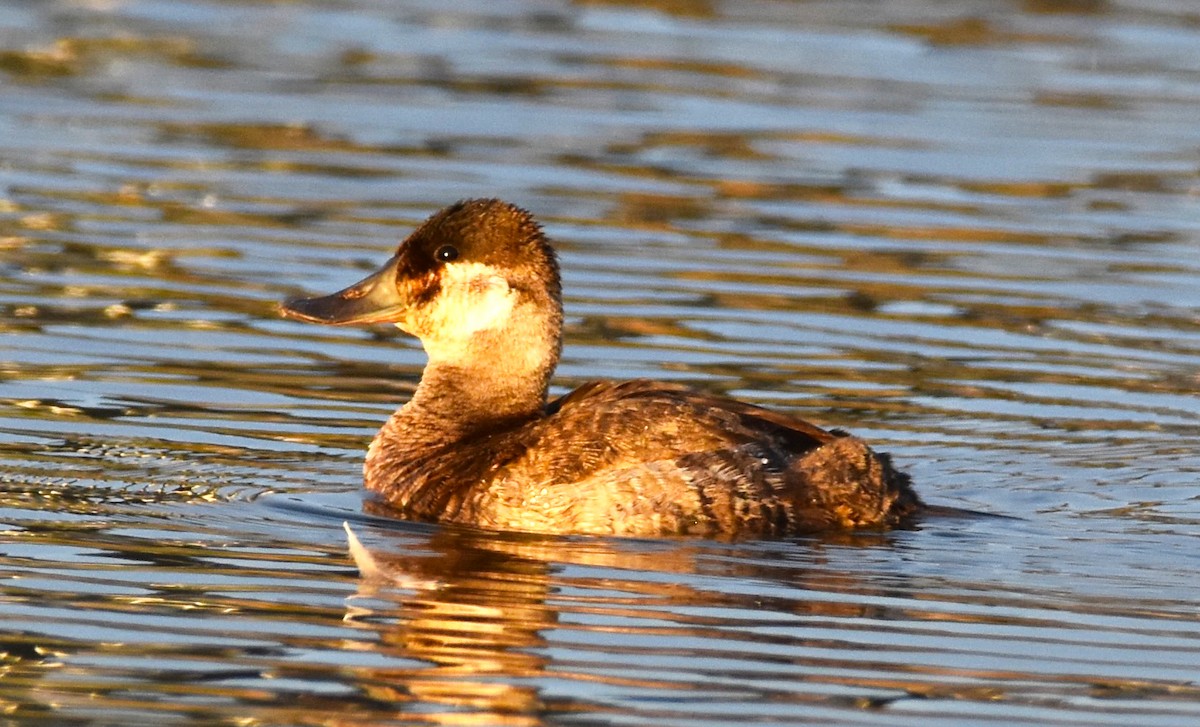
(282, 199, 920, 536)
(366, 379, 917, 536)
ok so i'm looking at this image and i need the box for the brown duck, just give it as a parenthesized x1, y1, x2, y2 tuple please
(281, 199, 921, 536)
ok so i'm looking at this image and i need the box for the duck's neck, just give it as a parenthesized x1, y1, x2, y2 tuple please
(405, 355, 551, 435)
(380, 304, 562, 449)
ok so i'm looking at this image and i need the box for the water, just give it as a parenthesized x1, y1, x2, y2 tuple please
(2, 0, 1199, 724)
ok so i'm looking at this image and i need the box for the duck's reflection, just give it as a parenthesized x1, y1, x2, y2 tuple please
(339, 506, 915, 725)
(341, 524, 555, 724)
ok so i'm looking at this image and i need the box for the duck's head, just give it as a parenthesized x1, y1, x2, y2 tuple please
(281, 199, 563, 376)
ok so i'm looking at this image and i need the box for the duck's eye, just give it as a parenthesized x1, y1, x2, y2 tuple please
(435, 245, 459, 262)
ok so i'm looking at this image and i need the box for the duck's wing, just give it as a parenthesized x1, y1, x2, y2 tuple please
(531, 379, 839, 499)
(547, 379, 837, 451)
(530, 381, 912, 535)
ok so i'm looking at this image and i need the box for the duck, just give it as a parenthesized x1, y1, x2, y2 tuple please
(280, 199, 922, 536)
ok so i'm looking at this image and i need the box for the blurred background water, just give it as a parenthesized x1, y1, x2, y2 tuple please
(2, 0, 1199, 725)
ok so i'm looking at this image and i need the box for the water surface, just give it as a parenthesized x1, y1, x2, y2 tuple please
(2, 1, 1199, 725)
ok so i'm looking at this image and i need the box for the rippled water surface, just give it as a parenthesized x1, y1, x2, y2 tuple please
(3, 0, 1200, 725)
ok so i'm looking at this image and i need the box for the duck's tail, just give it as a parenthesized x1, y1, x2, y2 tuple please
(786, 434, 922, 530)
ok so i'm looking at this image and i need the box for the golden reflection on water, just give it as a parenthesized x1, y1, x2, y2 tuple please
(338, 526, 884, 725)
(344, 531, 555, 724)
(327, 520, 1200, 725)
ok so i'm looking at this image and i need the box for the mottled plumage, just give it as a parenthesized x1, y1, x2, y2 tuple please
(281, 199, 921, 536)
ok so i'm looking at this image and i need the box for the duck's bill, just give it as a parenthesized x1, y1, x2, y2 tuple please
(280, 258, 405, 325)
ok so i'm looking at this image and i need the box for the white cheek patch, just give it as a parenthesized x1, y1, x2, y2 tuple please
(433, 261, 517, 336)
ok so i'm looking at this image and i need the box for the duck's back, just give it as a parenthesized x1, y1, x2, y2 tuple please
(367, 380, 920, 536)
